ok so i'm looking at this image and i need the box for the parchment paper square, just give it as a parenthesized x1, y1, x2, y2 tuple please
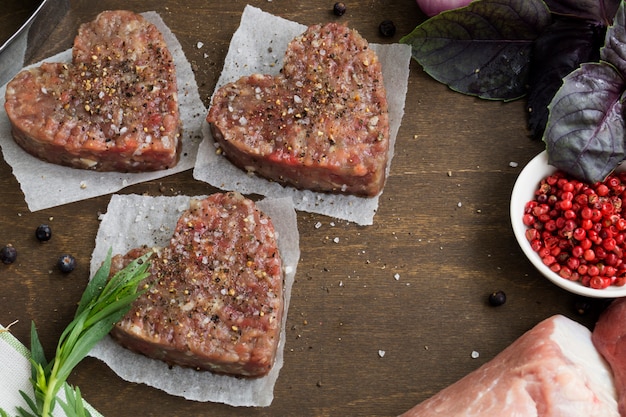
(0, 12, 205, 212)
(88, 193, 300, 407)
(193, 5, 412, 225)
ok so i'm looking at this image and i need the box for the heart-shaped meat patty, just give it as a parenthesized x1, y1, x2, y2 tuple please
(4, 10, 181, 172)
(207, 23, 389, 197)
(109, 192, 283, 377)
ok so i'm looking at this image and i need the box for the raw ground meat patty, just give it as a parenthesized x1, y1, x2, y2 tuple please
(207, 23, 389, 197)
(4, 10, 182, 172)
(109, 192, 283, 377)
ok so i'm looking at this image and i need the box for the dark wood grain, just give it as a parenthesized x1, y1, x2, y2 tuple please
(0, 1, 609, 416)
(0, 0, 40, 46)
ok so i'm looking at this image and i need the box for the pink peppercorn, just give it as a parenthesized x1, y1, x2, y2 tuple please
(523, 170, 626, 289)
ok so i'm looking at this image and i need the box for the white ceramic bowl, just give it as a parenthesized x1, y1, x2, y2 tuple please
(510, 150, 626, 298)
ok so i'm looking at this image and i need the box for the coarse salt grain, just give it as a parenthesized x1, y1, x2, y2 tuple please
(378, 350, 386, 358)
(471, 351, 480, 359)
(394, 273, 400, 280)
(509, 161, 519, 168)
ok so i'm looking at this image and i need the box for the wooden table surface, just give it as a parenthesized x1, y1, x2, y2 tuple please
(0, 1, 612, 416)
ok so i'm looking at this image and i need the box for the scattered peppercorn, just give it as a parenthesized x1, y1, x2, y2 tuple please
(0, 244, 17, 264)
(379, 20, 396, 37)
(488, 290, 506, 306)
(333, 2, 346, 16)
(57, 254, 76, 273)
(35, 224, 52, 241)
(574, 299, 592, 315)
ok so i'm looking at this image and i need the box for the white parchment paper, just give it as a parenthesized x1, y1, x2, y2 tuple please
(88, 193, 300, 407)
(0, 12, 205, 212)
(193, 5, 412, 225)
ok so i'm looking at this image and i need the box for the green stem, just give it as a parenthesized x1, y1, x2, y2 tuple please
(40, 344, 65, 417)
(41, 374, 60, 417)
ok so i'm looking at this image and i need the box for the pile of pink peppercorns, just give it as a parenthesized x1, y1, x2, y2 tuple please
(523, 170, 626, 289)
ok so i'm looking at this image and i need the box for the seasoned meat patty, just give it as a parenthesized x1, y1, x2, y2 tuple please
(109, 192, 283, 377)
(207, 23, 389, 197)
(4, 10, 182, 172)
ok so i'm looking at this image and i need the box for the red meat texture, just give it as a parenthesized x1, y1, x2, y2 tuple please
(109, 192, 284, 378)
(4, 10, 182, 172)
(207, 23, 390, 197)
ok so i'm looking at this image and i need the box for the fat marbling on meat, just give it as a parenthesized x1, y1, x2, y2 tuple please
(400, 315, 618, 416)
(4, 10, 182, 172)
(109, 192, 283, 377)
(207, 23, 389, 197)
(592, 297, 626, 417)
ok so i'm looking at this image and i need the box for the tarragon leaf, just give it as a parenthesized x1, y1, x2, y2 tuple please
(29, 322, 47, 380)
(59, 385, 92, 417)
(400, 0, 551, 100)
(544, 62, 626, 183)
(75, 248, 112, 318)
(16, 391, 38, 417)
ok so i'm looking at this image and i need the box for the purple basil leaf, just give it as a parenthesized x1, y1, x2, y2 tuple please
(544, 62, 626, 183)
(526, 17, 605, 140)
(602, 0, 626, 75)
(542, 0, 620, 26)
(399, 0, 551, 100)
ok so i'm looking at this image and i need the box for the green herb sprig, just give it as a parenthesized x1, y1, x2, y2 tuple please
(1, 248, 152, 417)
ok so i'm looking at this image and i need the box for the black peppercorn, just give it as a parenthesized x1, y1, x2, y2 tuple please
(57, 254, 76, 273)
(35, 224, 52, 241)
(0, 244, 17, 264)
(379, 20, 396, 37)
(574, 299, 592, 315)
(333, 2, 346, 16)
(488, 290, 506, 307)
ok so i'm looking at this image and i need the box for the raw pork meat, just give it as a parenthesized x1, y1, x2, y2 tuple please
(399, 315, 618, 416)
(592, 297, 626, 417)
